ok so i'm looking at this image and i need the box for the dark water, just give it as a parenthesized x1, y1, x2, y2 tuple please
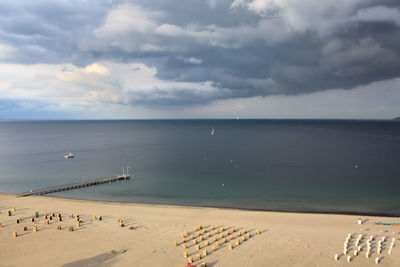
(1, 120, 400, 216)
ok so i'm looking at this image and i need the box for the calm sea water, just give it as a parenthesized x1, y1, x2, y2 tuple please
(0, 120, 399, 216)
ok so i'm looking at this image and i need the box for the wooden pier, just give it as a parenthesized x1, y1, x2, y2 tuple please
(19, 175, 131, 197)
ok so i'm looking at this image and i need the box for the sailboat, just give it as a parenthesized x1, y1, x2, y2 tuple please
(211, 127, 215, 135)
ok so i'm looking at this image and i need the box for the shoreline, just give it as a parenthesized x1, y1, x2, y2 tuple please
(2, 192, 398, 218)
(0, 193, 399, 266)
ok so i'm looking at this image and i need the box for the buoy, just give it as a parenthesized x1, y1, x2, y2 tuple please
(334, 254, 339, 261)
(375, 257, 380, 264)
(13, 232, 17, 237)
(196, 244, 200, 250)
(174, 241, 178, 246)
(212, 245, 217, 251)
(33, 226, 37, 232)
(203, 249, 208, 256)
(347, 256, 351, 262)
(183, 252, 188, 258)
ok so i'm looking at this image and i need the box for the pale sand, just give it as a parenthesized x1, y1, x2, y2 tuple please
(0, 193, 399, 267)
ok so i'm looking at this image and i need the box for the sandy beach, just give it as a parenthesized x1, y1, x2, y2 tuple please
(0, 193, 399, 267)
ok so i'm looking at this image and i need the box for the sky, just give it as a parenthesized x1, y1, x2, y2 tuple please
(0, 0, 400, 119)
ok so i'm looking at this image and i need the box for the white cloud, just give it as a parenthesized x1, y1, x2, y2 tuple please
(84, 63, 110, 75)
(185, 57, 203, 64)
(88, 2, 305, 53)
(94, 3, 162, 36)
(231, 0, 367, 36)
(0, 61, 221, 108)
(0, 43, 16, 59)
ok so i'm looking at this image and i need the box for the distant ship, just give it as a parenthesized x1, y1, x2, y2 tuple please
(64, 152, 75, 159)
(211, 127, 215, 135)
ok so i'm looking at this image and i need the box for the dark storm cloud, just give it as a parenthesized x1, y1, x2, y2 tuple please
(1, 0, 400, 107)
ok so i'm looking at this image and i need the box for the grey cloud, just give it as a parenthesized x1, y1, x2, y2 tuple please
(1, 0, 400, 108)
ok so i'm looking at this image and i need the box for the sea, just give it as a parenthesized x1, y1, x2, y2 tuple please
(0, 120, 399, 216)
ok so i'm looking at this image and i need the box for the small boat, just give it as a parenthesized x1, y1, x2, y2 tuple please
(64, 152, 75, 159)
(211, 127, 214, 135)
